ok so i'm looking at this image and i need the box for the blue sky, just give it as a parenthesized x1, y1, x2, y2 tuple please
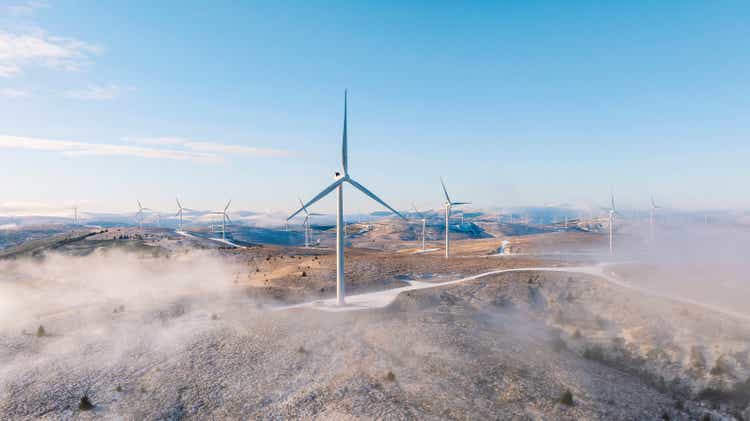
(1, 0, 749, 215)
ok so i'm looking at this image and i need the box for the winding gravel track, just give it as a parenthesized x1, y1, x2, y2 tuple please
(282, 264, 750, 322)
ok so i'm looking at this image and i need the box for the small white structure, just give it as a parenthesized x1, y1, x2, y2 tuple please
(499, 240, 512, 255)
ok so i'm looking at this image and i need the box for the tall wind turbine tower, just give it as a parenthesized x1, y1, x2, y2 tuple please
(72, 205, 79, 225)
(288, 91, 406, 305)
(440, 177, 469, 258)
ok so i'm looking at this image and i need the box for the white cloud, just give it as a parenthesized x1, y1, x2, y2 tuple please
(135, 137, 293, 158)
(130, 136, 188, 146)
(0, 135, 222, 164)
(0, 88, 27, 97)
(0, 135, 293, 163)
(0, 31, 100, 77)
(184, 141, 291, 157)
(65, 84, 125, 101)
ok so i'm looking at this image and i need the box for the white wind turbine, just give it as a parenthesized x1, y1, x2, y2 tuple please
(297, 197, 324, 247)
(649, 195, 661, 242)
(603, 193, 621, 256)
(287, 91, 406, 306)
(72, 204, 79, 225)
(412, 203, 427, 251)
(209, 201, 232, 240)
(175, 198, 195, 232)
(440, 177, 470, 258)
(135, 201, 152, 231)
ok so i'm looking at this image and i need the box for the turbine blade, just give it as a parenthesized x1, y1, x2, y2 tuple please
(611, 194, 616, 211)
(342, 89, 348, 174)
(175, 210, 180, 217)
(347, 177, 406, 220)
(451, 201, 470, 206)
(225, 200, 231, 211)
(137, 200, 143, 209)
(288, 178, 344, 221)
(225, 214, 232, 224)
(440, 177, 452, 203)
(176, 198, 182, 209)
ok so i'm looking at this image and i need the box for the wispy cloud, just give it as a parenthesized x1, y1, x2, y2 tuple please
(0, 135, 221, 164)
(135, 137, 293, 158)
(130, 136, 187, 146)
(0, 88, 28, 98)
(0, 30, 101, 77)
(0, 135, 293, 163)
(65, 84, 126, 101)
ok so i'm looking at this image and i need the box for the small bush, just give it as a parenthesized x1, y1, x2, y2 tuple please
(115, 385, 122, 392)
(583, 346, 606, 362)
(559, 389, 574, 406)
(572, 330, 582, 340)
(297, 346, 306, 353)
(385, 371, 396, 382)
(211, 313, 219, 320)
(301, 271, 307, 277)
(78, 395, 94, 411)
(661, 412, 670, 420)
(36, 325, 46, 337)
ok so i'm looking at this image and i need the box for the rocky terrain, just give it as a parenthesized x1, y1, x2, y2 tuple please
(1, 244, 749, 419)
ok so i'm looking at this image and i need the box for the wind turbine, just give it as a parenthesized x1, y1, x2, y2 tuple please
(72, 205, 79, 225)
(135, 201, 151, 231)
(412, 203, 427, 251)
(440, 177, 470, 258)
(649, 195, 661, 242)
(298, 197, 323, 248)
(603, 194, 621, 256)
(287, 91, 406, 306)
(175, 198, 195, 232)
(209, 201, 232, 240)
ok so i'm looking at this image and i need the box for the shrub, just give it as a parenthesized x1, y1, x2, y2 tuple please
(36, 325, 46, 337)
(301, 271, 307, 277)
(78, 395, 94, 411)
(559, 389, 574, 406)
(583, 346, 606, 362)
(385, 371, 396, 382)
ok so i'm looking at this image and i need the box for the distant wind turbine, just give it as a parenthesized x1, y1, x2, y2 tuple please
(440, 177, 470, 258)
(135, 201, 152, 231)
(288, 91, 406, 305)
(72, 205, 79, 225)
(175, 198, 195, 232)
(298, 197, 323, 248)
(603, 194, 621, 256)
(209, 201, 232, 240)
(649, 195, 661, 241)
(412, 203, 427, 251)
